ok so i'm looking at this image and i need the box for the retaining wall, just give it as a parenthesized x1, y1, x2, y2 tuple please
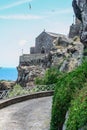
(0, 91, 54, 109)
(19, 53, 47, 66)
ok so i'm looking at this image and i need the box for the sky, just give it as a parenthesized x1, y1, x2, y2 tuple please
(0, 0, 74, 67)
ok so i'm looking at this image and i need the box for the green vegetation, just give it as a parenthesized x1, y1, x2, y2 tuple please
(66, 85, 87, 130)
(50, 61, 87, 130)
(35, 67, 63, 85)
(7, 83, 55, 98)
(6, 61, 87, 130)
(31, 84, 55, 92)
(7, 67, 62, 98)
(7, 84, 30, 98)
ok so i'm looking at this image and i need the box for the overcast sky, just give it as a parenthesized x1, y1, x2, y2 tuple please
(0, 0, 73, 67)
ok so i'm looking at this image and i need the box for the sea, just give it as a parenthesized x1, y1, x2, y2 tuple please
(0, 68, 18, 81)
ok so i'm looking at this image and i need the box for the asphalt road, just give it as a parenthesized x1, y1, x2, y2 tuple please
(0, 96, 52, 130)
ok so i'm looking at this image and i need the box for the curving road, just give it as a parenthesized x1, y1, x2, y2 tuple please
(0, 96, 52, 130)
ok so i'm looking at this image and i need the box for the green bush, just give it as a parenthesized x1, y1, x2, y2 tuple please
(50, 61, 87, 130)
(66, 86, 87, 130)
(7, 84, 55, 99)
(31, 84, 55, 92)
(35, 67, 63, 85)
(35, 77, 44, 85)
(7, 84, 30, 98)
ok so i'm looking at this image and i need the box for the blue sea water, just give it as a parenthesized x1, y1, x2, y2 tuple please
(0, 68, 18, 81)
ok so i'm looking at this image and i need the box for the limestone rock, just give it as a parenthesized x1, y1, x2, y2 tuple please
(60, 40, 84, 72)
(0, 81, 15, 90)
(54, 35, 73, 47)
(17, 65, 45, 87)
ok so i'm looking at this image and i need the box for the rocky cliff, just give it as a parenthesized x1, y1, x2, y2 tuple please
(17, 0, 87, 88)
(17, 35, 84, 87)
(70, 0, 87, 48)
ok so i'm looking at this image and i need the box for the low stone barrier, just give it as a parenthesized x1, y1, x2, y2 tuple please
(0, 91, 54, 109)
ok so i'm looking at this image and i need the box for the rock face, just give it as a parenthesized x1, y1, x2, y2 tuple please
(69, 23, 81, 38)
(17, 34, 84, 87)
(0, 81, 15, 90)
(79, 0, 87, 45)
(59, 38, 84, 72)
(69, 0, 87, 47)
(17, 65, 45, 87)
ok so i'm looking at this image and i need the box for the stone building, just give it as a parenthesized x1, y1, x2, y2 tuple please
(30, 31, 60, 54)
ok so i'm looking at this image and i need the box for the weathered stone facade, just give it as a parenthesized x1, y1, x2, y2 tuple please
(19, 54, 47, 66)
(30, 47, 35, 54)
(30, 31, 60, 54)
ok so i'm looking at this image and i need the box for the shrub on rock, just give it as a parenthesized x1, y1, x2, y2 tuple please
(66, 86, 87, 130)
(50, 61, 87, 130)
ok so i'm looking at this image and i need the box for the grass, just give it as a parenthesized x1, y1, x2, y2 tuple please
(7, 84, 30, 98)
(7, 84, 55, 98)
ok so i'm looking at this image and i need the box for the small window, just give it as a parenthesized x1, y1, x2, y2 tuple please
(41, 46, 45, 54)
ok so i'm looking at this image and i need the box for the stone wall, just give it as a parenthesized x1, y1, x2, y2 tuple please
(0, 91, 54, 109)
(30, 47, 35, 54)
(30, 31, 58, 54)
(19, 54, 47, 66)
(35, 31, 54, 53)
